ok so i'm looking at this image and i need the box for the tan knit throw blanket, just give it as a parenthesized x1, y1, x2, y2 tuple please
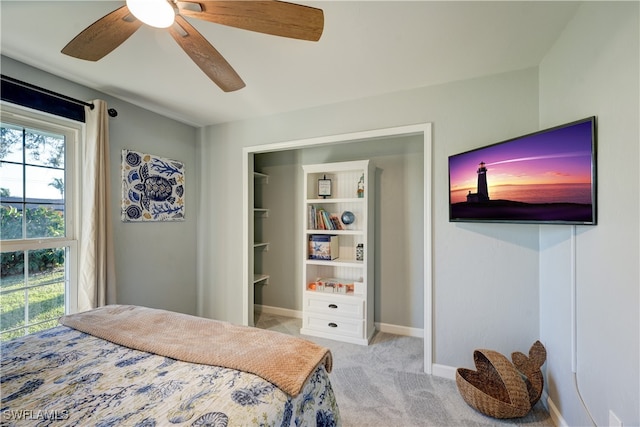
(59, 305, 332, 397)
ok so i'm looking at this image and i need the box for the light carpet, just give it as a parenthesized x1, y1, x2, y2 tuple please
(254, 312, 553, 427)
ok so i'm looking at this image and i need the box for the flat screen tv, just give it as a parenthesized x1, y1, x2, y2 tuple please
(448, 117, 597, 225)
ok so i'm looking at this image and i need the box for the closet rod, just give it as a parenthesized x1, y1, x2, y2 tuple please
(1, 74, 118, 117)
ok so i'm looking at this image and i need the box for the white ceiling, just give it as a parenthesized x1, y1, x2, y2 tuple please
(1, 1, 580, 127)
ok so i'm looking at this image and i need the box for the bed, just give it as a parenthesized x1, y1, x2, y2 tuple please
(0, 305, 340, 426)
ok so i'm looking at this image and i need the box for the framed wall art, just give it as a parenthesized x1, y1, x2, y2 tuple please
(121, 149, 185, 222)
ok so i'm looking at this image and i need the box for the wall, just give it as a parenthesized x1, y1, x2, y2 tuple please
(199, 67, 541, 368)
(253, 150, 299, 312)
(254, 135, 424, 328)
(538, 3, 639, 426)
(1, 56, 199, 316)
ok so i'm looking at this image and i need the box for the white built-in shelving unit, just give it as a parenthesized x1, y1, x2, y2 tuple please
(253, 171, 269, 285)
(300, 160, 374, 345)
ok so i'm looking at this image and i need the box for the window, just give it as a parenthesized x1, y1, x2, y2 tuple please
(1, 104, 79, 341)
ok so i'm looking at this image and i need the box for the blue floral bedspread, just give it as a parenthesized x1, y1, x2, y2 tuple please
(1, 326, 340, 426)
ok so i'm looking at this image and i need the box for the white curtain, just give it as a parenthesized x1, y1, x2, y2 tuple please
(78, 99, 116, 311)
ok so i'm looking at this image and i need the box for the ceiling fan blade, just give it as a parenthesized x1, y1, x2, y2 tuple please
(61, 6, 142, 61)
(168, 15, 246, 92)
(178, 1, 324, 41)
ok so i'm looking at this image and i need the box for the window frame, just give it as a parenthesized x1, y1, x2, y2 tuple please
(1, 101, 82, 316)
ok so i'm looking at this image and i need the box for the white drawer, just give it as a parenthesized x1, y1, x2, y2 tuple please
(304, 313, 364, 338)
(305, 294, 364, 319)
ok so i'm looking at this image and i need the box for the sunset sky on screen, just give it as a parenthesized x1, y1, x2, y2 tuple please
(449, 120, 594, 192)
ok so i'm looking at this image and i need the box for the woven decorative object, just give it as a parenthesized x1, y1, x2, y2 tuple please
(456, 341, 547, 419)
(511, 340, 546, 407)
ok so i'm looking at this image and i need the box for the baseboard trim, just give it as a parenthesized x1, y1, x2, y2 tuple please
(375, 322, 424, 338)
(432, 363, 457, 380)
(254, 304, 302, 319)
(546, 394, 566, 427)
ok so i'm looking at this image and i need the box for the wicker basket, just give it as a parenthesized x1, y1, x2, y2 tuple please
(511, 340, 547, 407)
(456, 349, 530, 418)
(456, 341, 547, 419)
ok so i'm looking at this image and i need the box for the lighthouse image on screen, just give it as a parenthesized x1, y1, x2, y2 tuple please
(448, 117, 596, 224)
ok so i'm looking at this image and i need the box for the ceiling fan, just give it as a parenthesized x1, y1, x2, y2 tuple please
(61, 0, 324, 92)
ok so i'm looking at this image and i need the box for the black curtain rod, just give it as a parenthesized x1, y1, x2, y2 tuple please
(1, 74, 118, 117)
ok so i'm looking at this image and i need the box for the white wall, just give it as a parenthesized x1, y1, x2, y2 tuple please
(1, 56, 200, 316)
(198, 67, 542, 368)
(539, 2, 639, 426)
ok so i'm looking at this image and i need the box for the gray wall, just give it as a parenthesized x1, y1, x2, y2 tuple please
(1, 56, 199, 316)
(198, 9, 639, 424)
(6, 2, 637, 422)
(253, 150, 299, 312)
(538, 3, 639, 425)
(198, 67, 542, 368)
(254, 135, 424, 328)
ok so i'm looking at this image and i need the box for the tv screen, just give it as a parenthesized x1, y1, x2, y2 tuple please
(448, 117, 597, 225)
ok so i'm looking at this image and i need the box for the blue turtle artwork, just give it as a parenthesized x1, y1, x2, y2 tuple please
(121, 150, 185, 222)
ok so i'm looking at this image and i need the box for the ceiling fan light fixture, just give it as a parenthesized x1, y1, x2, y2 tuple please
(126, 0, 175, 28)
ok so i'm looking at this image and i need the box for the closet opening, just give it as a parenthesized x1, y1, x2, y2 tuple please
(242, 123, 433, 374)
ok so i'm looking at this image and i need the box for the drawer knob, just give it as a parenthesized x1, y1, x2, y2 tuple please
(328, 322, 338, 328)
(328, 304, 338, 309)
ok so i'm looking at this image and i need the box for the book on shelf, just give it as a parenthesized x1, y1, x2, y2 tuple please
(329, 214, 342, 230)
(307, 205, 345, 230)
(308, 205, 316, 229)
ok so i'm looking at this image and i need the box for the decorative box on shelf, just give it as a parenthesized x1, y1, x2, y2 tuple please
(309, 234, 339, 260)
(353, 280, 364, 294)
(308, 278, 353, 294)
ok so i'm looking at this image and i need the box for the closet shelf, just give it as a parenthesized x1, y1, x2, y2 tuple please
(254, 208, 269, 217)
(253, 274, 269, 285)
(253, 172, 269, 183)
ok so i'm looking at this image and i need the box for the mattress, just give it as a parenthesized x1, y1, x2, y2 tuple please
(1, 323, 340, 426)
